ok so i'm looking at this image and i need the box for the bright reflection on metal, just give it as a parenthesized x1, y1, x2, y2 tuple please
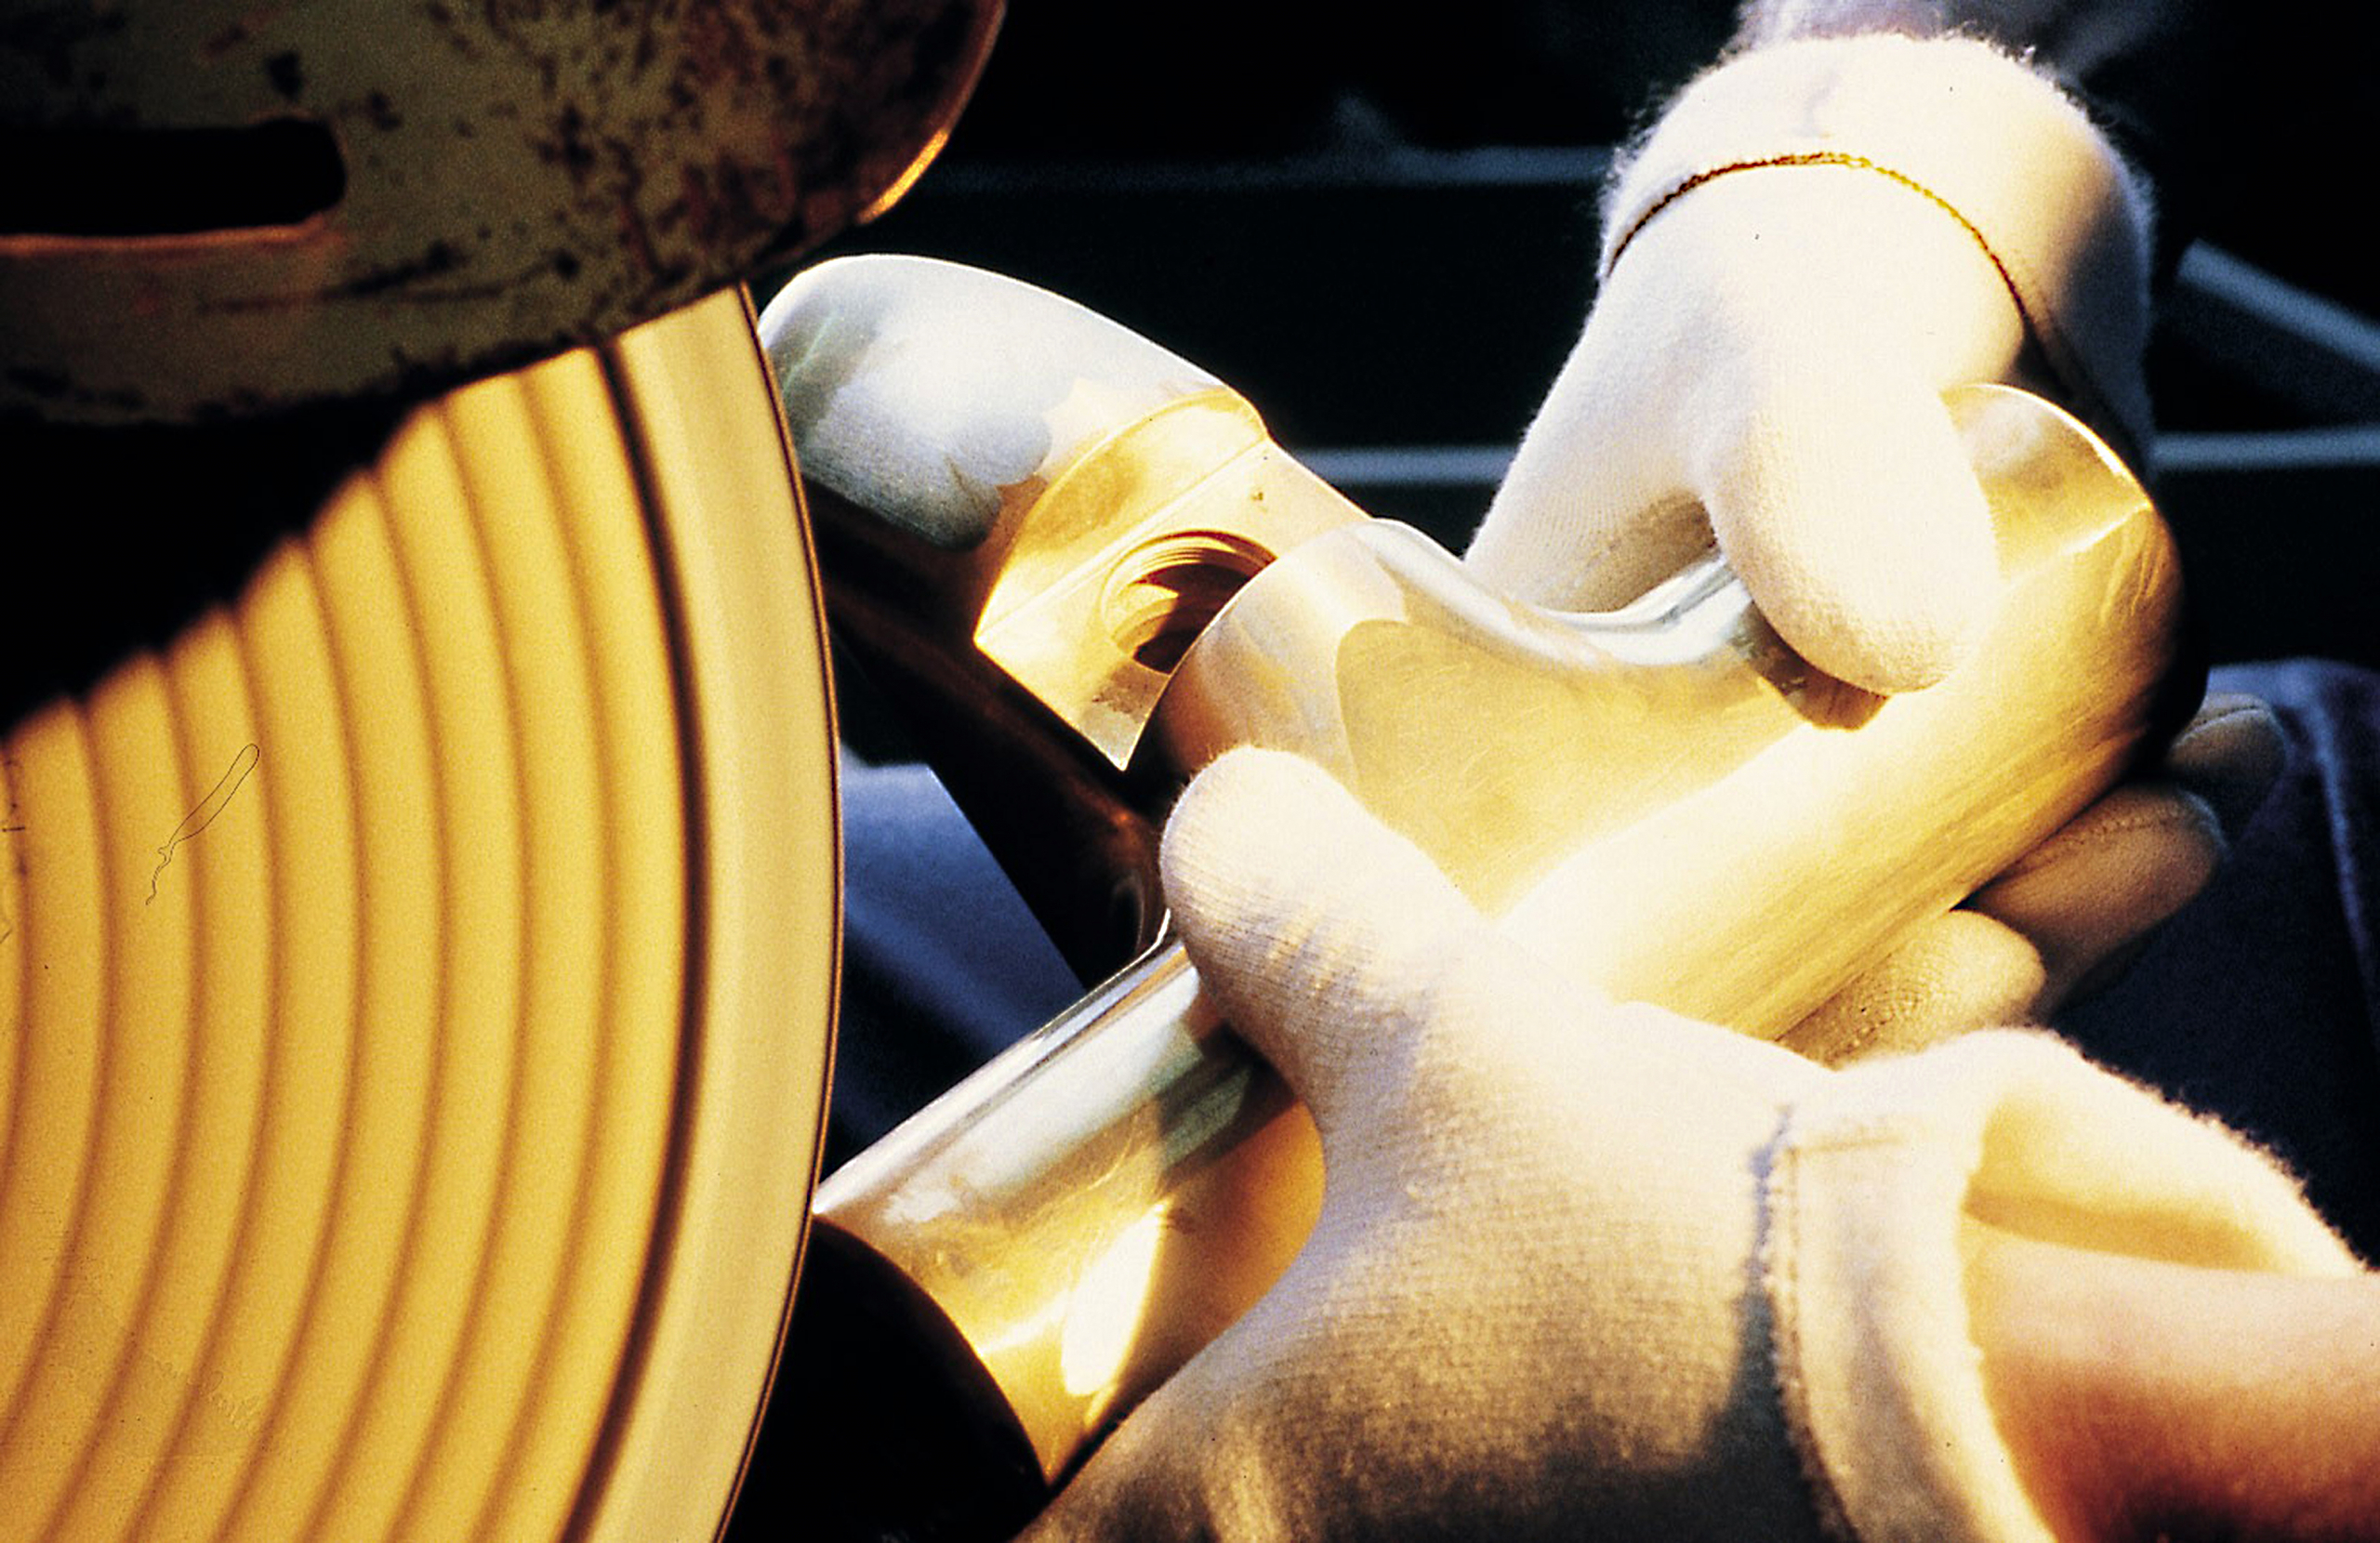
(1060, 1210, 1170, 1403)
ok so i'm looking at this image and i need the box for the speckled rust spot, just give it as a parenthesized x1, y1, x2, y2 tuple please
(0, 0, 1004, 421)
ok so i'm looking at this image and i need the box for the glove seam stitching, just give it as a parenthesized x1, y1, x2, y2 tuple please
(1763, 1131, 1861, 1542)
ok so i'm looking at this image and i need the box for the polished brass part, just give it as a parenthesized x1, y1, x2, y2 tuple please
(970, 389, 1366, 768)
(815, 939, 1320, 1481)
(812, 387, 1364, 970)
(813, 382, 2188, 1484)
(1149, 391, 2175, 1015)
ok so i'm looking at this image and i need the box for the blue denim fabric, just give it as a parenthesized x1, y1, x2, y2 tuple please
(831, 758, 1082, 1168)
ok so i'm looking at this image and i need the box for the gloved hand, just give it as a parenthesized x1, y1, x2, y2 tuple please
(1466, 33, 2156, 695)
(1464, 33, 2225, 1056)
(1022, 748, 2354, 1543)
(1025, 745, 1836, 1542)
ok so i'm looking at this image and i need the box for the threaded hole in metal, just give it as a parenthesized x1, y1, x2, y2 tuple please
(1102, 532, 1273, 673)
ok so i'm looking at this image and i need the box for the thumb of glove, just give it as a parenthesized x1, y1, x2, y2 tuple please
(1156, 746, 1499, 1138)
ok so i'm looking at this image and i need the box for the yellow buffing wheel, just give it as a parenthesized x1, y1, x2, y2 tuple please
(0, 287, 838, 1542)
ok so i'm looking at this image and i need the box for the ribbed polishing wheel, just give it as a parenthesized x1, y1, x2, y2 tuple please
(0, 287, 839, 1543)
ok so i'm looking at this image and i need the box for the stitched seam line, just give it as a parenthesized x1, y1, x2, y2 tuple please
(1762, 1128, 1860, 1542)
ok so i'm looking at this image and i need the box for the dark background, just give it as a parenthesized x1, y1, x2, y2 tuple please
(789, 3, 2380, 677)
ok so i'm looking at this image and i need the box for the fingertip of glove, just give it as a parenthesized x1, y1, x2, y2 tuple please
(1807, 616, 1976, 696)
(1753, 568, 1989, 695)
(2166, 692, 2285, 835)
(1781, 909, 2047, 1066)
(1706, 401, 2001, 695)
(1995, 784, 2224, 890)
(1160, 750, 1541, 1113)
(1970, 785, 2222, 1005)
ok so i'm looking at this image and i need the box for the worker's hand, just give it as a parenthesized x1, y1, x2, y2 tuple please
(1783, 692, 2286, 1064)
(1024, 748, 2358, 1543)
(1466, 33, 2154, 695)
(1464, 33, 2191, 1051)
(1469, 162, 2016, 693)
(1022, 746, 1836, 1542)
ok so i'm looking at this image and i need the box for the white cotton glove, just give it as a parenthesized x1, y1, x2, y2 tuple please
(1027, 746, 1836, 1542)
(1020, 749, 2359, 1543)
(1463, 33, 2213, 1056)
(1466, 33, 2156, 695)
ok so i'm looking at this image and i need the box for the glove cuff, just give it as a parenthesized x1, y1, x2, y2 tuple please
(1765, 1029, 2360, 1543)
(1603, 34, 2155, 460)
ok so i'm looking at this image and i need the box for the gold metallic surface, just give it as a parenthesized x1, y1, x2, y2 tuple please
(816, 939, 1318, 1480)
(813, 383, 2186, 1484)
(970, 390, 1366, 769)
(0, 287, 839, 1541)
(810, 389, 1366, 974)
